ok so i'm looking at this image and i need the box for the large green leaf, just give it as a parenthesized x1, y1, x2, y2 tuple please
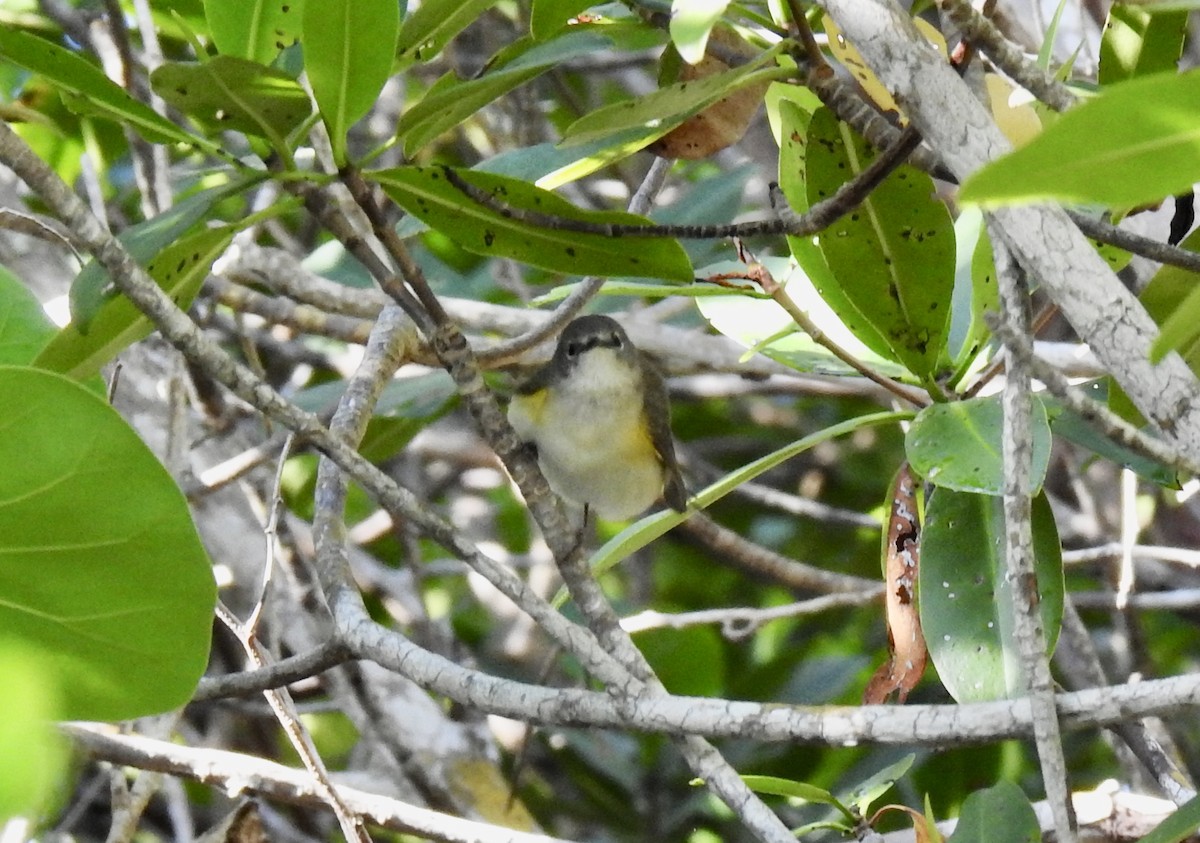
(561, 47, 786, 146)
(960, 70, 1200, 207)
(906, 395, 1052, 495)
(0, 264, 56, 366)
(948, 782, 1040, 843)
(1099, 4, 1189, 85)
(0, 366, 216, 720)
(374, 166, 693, 281)
(151, 57, 311, 146)
(776, 99, 895, 364)
(302, 0, 400, 164)
(36, 226, 235, 380)
(920, 490, 1063, 703)
(396, 0, 495, 68)
(0, 26, 211, 153)
(806, 107, 955, 379)
(205, 0, 305, 63)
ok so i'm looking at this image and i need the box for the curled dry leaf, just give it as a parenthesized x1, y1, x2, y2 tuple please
(863, 462, 928, 704)
(650, 26, 770, 160)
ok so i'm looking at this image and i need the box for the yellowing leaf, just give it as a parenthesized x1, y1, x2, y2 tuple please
(985, 74, 1041, 148)
(823, 15, 946, 124)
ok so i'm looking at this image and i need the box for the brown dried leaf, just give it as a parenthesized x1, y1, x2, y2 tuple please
(651, 26, 769, 160)
(863, 462, 928, 704)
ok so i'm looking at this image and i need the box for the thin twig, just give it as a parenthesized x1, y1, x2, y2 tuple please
(992, 225, 1077, 842)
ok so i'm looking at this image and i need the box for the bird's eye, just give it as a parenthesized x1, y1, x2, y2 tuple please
(609, 332, 622, 347)
(566, 341, 580, 357)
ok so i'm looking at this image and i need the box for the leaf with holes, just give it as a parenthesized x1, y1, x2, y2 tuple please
(396, 0, 493, 68)
(905, 395, 1051, 495)
(806, 107, 955, 379)
(0, 366, 216, 720)
(776, 99, 895, 363)
(151, 57, 311, 145)
(374, 166, 693, 281)
(35, 226, 235, 380)
(205, 0, 305, 63)
(920, 490, 1063, 703)
(303, 0, 399, 163)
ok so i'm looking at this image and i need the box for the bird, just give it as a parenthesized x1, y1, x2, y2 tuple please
(507, 315, 688, 520)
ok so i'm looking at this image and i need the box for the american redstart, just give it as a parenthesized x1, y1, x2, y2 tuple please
(507, 315, 688, 520)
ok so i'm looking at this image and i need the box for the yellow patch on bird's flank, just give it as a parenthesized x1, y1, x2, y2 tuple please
(510, 387, 548, 424)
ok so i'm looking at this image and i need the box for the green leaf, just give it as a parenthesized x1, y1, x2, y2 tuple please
(806, 107, 955, 378)
(741, 776, 840, 805)
(1137, 792, 1200, 843)
(776, 100, 896, 364)
(205, 0, 305, 63)
(562, 47, 786, 146)
(396, 0, 495, 68)
(945, 207, 997, 372)
(635, 625, 725, 696)
(948, 782, 1040, 843)
(68, 175, 264, 329)
(398, 28, 632, 158)
(1134, 227, 1200, 378)
(530, 0, 593, 40)
(575, 411, 911, 592)
(669, 0, 729, 64)
(0, 643, 68, 822)
(151, 56, 311, 145)
(845, 753, 915, 814)
(920, 490, 1064, 703)
(905, 396, 1051, 495)
(0, 264, 56, 366)
(302, 0, 400, 164)
(0, 366, 216, 720)
(959, 70, 1200, 208)
(35, 225, 235, 380)
(1099, 4, 1189, 84)
(1043, 390, 1179, 487)
(0, 26, 212, 153)
(373, 166, 693, 281)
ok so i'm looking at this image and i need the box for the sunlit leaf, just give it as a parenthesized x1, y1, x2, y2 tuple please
(959, 70, 1200, 208)
(0, 26, 211, 152)
(1099, 4, 1189, 84)
(669, 0, 729, 64)
(302, 0, 399, 163)
(0, 366, 216, 720)
(205, 0, 305, 63)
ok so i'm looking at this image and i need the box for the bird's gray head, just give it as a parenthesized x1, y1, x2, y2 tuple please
(552, 315, 636, 372)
